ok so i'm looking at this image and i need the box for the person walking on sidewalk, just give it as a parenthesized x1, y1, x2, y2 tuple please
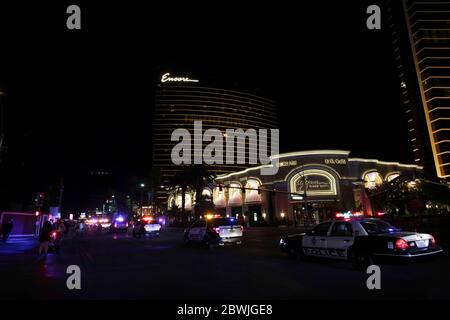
(38, 221, 53, 256)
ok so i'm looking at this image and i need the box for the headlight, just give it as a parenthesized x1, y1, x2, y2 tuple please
(279, 238, 286, 245)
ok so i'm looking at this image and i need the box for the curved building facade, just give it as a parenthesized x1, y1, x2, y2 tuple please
(211, 150, 423, 225)
(153, 73, 278, 207)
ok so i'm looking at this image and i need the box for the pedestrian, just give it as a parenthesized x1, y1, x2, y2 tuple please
(57, 220, 66, 234)
(35, 220, 41, 238)
(2, 218, 13, 242)
(39, 220, 53, 256)
(63, 220, 70, 234)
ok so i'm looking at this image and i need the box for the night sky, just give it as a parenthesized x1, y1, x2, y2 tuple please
(0, 1, 410, 212)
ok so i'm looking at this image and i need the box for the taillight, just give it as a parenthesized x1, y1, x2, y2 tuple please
(126, 223, 128, 227)
(240, 225, 243, 231)
(52, 232, 57, 237)
(431, 237, 436, 245)
(395, 239, 409, 250)
(114, 223, 117, 228)
(213, 227, 220, 234)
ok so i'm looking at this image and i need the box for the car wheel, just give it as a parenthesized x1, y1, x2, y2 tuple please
(352, 251, 373, 271)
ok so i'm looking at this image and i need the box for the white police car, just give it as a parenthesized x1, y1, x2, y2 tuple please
(184, 215, 243, 248)
(279, 214, 443, 270)
(133, 216, 162, 237)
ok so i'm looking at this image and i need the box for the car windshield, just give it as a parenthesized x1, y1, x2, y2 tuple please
(209, 218, 241, 227)
(360, 220, 398, 234)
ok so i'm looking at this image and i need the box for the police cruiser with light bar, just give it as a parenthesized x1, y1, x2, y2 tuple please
(279, 212, 443, 270)
(184, 214, 243, 248)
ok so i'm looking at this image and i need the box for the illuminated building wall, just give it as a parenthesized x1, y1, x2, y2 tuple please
(153, 73, 278, 207)
(215, 150, 422, 224)
(401, 0, 450, 179)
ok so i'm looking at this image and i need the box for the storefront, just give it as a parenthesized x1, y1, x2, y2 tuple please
(214, 150, 422, 224)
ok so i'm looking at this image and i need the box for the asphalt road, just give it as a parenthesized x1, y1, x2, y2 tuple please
(1, 227, 450, 300)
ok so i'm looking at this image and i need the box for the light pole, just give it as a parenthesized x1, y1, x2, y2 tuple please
(140, 183, 145, 216)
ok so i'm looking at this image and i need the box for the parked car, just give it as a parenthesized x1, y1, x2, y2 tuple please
(279, 216, 443, 270)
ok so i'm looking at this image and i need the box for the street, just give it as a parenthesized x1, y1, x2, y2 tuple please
(1, 227, 450, 300)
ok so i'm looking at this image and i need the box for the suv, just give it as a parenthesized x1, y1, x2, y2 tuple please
(184, 217, 243, 248)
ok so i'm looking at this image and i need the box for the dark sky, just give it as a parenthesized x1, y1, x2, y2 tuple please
(0, 1, 411, 212)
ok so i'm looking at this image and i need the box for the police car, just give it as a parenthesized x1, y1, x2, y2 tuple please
(109, 216, 128, 233)
(132, 216, 161, 237)
(279, 213, 443, 270)
(184, 215, 243, 248)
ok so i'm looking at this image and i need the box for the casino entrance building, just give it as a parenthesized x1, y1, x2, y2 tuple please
(212, 150, 422, 225)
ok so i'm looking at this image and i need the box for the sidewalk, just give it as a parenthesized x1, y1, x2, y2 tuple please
(0, 236, 38, 254)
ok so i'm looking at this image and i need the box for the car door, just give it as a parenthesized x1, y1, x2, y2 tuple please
(302, 222, 332, 258)
(188, 220, 207, 241)
(326, 222, 354, 260)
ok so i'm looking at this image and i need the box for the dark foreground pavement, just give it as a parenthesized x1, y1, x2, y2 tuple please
(1, 227, 449, 300)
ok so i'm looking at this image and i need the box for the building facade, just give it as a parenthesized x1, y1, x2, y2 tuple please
(399, 0, 450, 180)
(153, 72, 278, 207)
(205, 150, 422, 224)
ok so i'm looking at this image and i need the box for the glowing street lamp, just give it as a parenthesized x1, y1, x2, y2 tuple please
(140, 183, 145, 215)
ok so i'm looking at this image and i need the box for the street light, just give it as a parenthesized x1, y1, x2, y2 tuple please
(140, 183, 145, 216)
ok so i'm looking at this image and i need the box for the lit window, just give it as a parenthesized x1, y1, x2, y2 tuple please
(364, 172, 383, 189)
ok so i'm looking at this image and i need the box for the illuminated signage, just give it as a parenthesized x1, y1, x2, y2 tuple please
(324, 158, 346, 165)
(161, 73, 199, 83)
(296, 175, 332, 193)
(277, 160, 298, 167)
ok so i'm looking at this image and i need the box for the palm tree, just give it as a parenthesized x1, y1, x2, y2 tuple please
(168, 169, 190, 221)
(168, 164, 216, 220)
(189, 164, 216, 219)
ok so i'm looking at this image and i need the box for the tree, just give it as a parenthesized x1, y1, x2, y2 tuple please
(167, 164, 216, 220)
(168, 168, 190, 221)
(368, 176, 450, 216)
(189, 164, 216, 219)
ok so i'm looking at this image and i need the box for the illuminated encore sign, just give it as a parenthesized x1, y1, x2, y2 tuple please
(161, 73, 199, 83)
